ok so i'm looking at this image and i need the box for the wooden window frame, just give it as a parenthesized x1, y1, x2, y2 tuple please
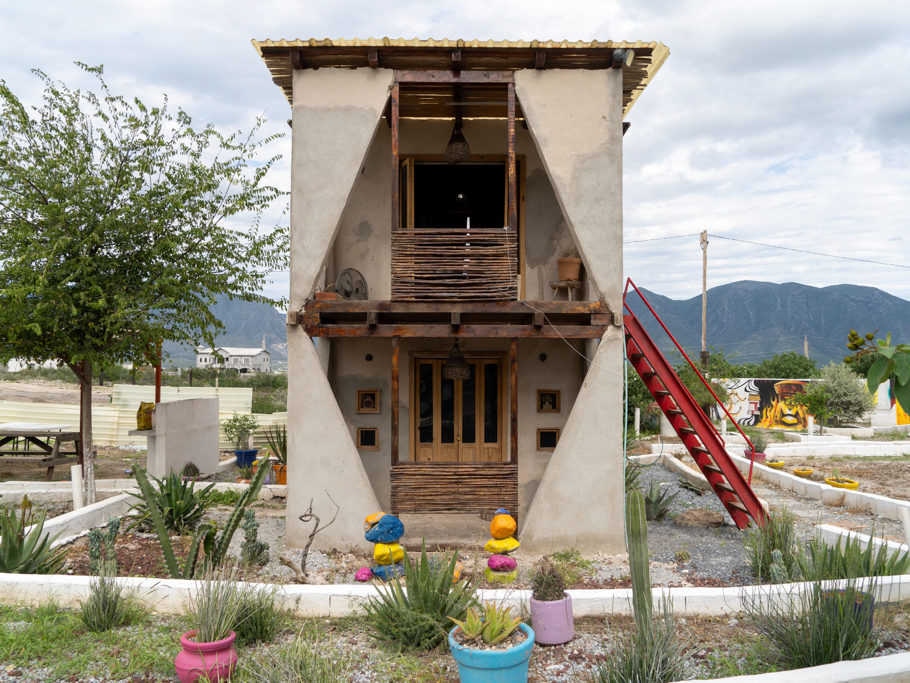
(357, 389, 380, 414)
(537, 390, 561, 414)
(357, 427, 380, 450)
(537, 428, 560, 451)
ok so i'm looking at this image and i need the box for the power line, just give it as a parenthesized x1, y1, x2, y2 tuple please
(624, 233, 701, 244)
(711, 234, 910, 270)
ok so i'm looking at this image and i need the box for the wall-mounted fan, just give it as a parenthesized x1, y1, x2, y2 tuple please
(331, 268, 368, 300)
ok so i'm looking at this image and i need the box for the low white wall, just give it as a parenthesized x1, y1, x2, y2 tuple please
(682, 652, 910, 683)
(817, 523, 910, 560)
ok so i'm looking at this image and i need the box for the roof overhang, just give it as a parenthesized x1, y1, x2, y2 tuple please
(252, 38, 669, 119)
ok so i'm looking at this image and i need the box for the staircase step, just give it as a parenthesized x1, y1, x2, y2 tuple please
(727, 499, 749, 513)
(679, 427, 696, 435)
(702, 464, 723, 476)
(715, 482, 735, 494)
(630, 353, 644, 361)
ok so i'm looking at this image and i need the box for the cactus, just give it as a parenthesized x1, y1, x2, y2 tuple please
(769, 548, 790, 584)
(87, 516, 120, 575)
(240, 509, 269, 566)
(626, 488, 652, 634)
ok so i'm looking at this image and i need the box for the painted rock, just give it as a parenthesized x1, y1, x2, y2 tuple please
(373, 542, 405, 565)
(484, 536, 520, 555)
(490, 513, 517, 540)
(372, 562, 404, 581)
(487, 554, 518, 572)
(484, 566, 518, 584)
(452, 560, 463, 582)
(364, 514, 405, 544)
(363, 511, 386, 532)
(354, 566, 373, 582)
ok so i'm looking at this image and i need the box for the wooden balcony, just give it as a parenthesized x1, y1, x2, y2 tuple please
(391, 228, 518, 301)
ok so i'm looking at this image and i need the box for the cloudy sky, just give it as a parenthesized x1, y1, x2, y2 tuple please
(2, 0, 908, 302)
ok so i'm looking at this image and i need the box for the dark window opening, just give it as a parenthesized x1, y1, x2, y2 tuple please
(413, 163, 505, 230)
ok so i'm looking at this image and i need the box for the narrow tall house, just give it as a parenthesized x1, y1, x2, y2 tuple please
(253, 38, 668, 551)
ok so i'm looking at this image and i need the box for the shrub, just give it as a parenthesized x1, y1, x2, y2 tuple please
(223, 413, 259, 450)
(78, 574, 139, 632)
(126, 470, 215, 534)
(235, 583, 286, 646)
(208, 490, 241, 506)
(550, 548, 594, 585)
(807, 363, 875, 428)
(530, 557, 567, 602)
(743, 507, 799, 581)
(744, 580, 878, 669)
(798, 532, 910, 581)
(0, 497, 67, 574)
(362, 542, 476, 651)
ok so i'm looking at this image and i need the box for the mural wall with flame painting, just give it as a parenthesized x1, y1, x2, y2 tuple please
(719, 378, 810, 430)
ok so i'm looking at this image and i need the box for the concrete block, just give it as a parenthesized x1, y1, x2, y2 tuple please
(140, 398, 220, 477)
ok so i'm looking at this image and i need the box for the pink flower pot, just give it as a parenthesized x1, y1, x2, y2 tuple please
(175, 630, 238, 683)
(530, 594, 574, 645)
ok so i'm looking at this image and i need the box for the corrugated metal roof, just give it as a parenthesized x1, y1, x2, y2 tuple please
(251, 37, 669, 118)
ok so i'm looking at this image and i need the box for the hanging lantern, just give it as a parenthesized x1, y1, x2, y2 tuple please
(442, 341, 471, 380)
(444, 115, 471, 164)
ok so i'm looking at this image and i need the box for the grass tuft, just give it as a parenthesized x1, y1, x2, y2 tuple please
(743, 507, 799, 581)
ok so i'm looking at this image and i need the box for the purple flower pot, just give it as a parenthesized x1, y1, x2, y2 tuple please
(529, 594, 573, 645)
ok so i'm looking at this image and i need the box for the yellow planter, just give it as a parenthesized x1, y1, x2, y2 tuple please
(792, 467, 813, 478)
(766, 461, 785, 469)
(825, 477, 859, 490)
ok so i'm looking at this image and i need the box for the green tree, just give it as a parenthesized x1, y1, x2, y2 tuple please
(0, 65, 287, 502)
(806, 363, 874, 428)
(756, 352, 819, 379)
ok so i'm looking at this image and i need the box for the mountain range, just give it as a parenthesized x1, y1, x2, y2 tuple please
(626, 281, 910, 365)
(162, 282, 910, 368)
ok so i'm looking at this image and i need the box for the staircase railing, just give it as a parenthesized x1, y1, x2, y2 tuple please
(623, 277, 757, 484)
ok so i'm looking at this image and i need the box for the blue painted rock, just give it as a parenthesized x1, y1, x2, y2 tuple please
(372, 563, 405, 581)
(365, 514, 405, 544)
(484, 566, 518, 584)
(487, 554, 518, 572)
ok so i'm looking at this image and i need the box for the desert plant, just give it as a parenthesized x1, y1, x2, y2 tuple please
(182, 461, 200, 478)
(234, 583, 286, 646)
(530, 557, 567, 602)
(240, 510, 269, 567)
(768, 549, 792, 584)
(265, 423, 287, 466)
(625, 459, 642, 493)
(240, 632, 351, 682)
(132, 462, 268, 579)
(743, 507, 799, 581)
(236, 464, 255, 481)
(223, 412, 259, 450)
(744, 579, 878, 669)
(450, 603, 523, 646)
(747, 433, 769, 454)
(88, 517, 120, 575)
(186, 567, 246, 643)
(125, 470, 215, 533)
(362, 542, 477, 651)
(208, 490, 242, 506)
(643, 481, 678, 522)
(0, 496, 67, 574)
(549, 547, 594, 585)
(78, 574, 136, 632)
(797, 532, 910, 581)
(627, 488, 652, 632)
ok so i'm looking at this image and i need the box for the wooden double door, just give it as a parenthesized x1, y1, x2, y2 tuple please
(413, 356, 505, 463)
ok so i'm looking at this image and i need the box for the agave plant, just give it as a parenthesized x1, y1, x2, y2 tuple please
(126, 469, 215, 533)
(0, 496, 67, 574)
(264, 424, 287, 466)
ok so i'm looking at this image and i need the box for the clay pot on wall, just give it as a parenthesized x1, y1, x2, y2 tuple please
(556, 257, 582, 281)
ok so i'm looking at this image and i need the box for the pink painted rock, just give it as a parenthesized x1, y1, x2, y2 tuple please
(487, 554, 518, 572)
(355, 566, 373, 582)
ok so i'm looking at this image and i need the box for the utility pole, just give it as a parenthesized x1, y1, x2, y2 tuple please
(804, 335, 809, 359)
(700, 230, 709, 371)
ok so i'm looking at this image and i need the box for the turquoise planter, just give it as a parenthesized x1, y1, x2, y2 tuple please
(448, 623, 534, 683)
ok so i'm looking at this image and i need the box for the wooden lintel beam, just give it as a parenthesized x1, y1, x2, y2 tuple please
(368, 49, 379, 68)
(394, 70, 514, 84)
(534, 50, 545, 69)
(305, 299, 609, 315)
(290, 49, 304, 70)
(303, 324, 609, 339)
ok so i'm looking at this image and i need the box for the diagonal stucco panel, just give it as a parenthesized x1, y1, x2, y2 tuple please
(286, 326, 381, 550)
(514, 69, 624, 312)
(519, 328, 625, 554)
(290, 68, 394, 309)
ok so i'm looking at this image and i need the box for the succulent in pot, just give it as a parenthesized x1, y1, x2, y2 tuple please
(448, 602, 534, 683)
(264, 423, 287, 485)
(529, 557, 574, 645)
(744, 433, 769, 462)
(221, 412, 259, 467)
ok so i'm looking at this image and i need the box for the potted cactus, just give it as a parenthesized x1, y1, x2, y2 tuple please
(221, 413, 259, 468)
(264, 424, 287, 485)
(448, 602, 534, 683)
(529, 557, 573, 645)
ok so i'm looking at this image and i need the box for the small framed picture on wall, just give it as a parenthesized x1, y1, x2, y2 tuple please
(357, 389, 380, 414)
(537, 428, 560, 450)
(357, 427, 379, 450)
(537, 390, 560, 414)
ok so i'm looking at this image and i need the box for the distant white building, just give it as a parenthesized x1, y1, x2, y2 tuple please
(195, 344, 271, 374)
(5, 358, 59, 372)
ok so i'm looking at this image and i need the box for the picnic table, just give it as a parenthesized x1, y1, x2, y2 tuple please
(0, 423, 83, 481)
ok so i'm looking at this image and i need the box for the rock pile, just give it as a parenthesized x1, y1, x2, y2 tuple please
(359, 511, 406, 581)
(483, 508, 519, 583)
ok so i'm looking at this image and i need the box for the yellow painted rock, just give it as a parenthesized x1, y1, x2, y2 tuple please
(373, 542, 404, 565)
(484, 536, 520, 554)
(364, 511, 385, 531)
(452, 561, 464, 583)
(490, 513, 517, 540)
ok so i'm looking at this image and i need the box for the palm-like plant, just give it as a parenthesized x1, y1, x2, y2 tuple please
(0, 496, 67, 574)
(126, 470, 215, 533)
(264, 424, 287, 466)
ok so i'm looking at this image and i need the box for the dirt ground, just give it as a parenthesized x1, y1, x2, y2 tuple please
(783, 457, 910, 501)
(0, 379, 112, 404)
(0, 446, 145, 483)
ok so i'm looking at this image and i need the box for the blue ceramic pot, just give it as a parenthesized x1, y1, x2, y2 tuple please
(448, 622, 534, 683)
(234, 449, 258, 468)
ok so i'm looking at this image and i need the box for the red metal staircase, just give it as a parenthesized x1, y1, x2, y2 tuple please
(623, 279, 767, 529)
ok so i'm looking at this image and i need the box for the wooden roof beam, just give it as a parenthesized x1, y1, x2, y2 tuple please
(395, 70, 514, 84)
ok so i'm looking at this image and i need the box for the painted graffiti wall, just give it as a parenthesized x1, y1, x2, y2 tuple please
(719, 378, 811, 430)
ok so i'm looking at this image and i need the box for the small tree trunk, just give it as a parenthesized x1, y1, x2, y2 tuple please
(72, 360, 97, 505)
